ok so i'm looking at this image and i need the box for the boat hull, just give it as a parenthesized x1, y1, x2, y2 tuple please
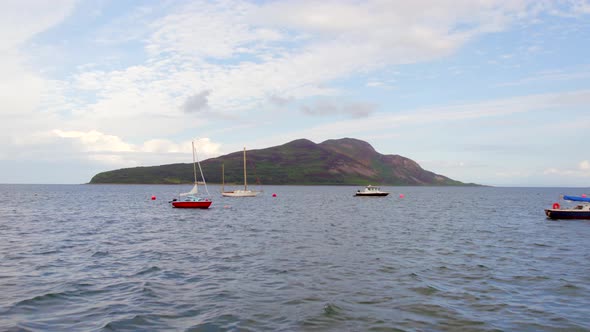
(355, 192, 389, 197)
(545, 209, 590, 220)
(171, 201, 212, 209)
(222, 190, 259, 197)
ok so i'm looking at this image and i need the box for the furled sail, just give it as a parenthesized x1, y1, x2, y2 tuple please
(180, 183, 198, 196)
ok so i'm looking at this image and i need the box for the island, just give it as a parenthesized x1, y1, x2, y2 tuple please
(89, 138, 477, 186)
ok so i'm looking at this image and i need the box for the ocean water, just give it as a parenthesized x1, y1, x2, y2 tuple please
(1, 184, 589, 331)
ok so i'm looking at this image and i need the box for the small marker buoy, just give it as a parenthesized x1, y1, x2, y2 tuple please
(399, 194, 405, 198)
(272, 193, 277, 197)
(151, 195, 156, 200)
(582, 194, 587, 198)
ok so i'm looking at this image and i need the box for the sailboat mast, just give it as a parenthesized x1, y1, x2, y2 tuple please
(243, 147, 247, 191)
(192, 141, 197, 184)
(194, 143, 210, 195)
(222, 163, 225, 192)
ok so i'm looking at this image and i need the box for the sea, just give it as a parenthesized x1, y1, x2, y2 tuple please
(1, 184, 589, 331)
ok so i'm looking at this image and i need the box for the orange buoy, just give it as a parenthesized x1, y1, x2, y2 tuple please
(151, 195, 156, 200)
(552, 202, 560, 209)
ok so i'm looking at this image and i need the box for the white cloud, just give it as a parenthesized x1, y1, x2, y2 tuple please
(52, 130, 134, 152)
(268, 95, 294, 106)
(300, 99, 376, 118)
(491, 162, 590, 187)
(145, 1, 286, 59)
(543, 168, 586, 177)
(256, 89, 590, 144)
(496, 66, 590, 87)
(547, 0, 590, 16)
(0, 1, 76, 117)
(496, 170, 534, 178)
(2, 0, 589, 184)
(543, 160, 590, 178)
(52, 0, 576, 133)
(420, 160, 478, 169)
(575, 2, 590, 14)
(366, 81, 394, 89)
(3, 127, 211, 181)
(20, 0, 581, 142)
(0, 1, 78, 171)
(141, 139, 184, 153)
(0, 0, 76, 50)
(7, 129, 222, 168)
(366, 81, 383, 87)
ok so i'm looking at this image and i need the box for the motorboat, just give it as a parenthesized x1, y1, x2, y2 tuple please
(355, 185, 389, 197)
(545, 195, 590, 220)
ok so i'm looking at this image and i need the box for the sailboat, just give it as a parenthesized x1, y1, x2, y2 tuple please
(170, 141, 212, 208)
(221, 147, 260, 197)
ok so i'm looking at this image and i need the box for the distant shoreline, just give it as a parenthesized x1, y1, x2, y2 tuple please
(84, 182, 485, 187)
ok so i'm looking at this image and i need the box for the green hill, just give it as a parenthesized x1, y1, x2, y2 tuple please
(89, 138, 474, 185)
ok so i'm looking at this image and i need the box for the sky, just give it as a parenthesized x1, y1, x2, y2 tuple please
(1, 0, 590, 186)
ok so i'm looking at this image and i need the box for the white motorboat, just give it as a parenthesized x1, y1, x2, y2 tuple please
(355, 185, 389, 197)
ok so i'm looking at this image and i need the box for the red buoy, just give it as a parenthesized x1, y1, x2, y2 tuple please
(552, 202, 560, 209)
(272, 193, 277, 197)
(399, 194, 405, 198)
(583, 194, 587, 198)
(151, 195, 156, 200)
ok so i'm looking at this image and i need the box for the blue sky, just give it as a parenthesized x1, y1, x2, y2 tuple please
(1, 0, 590, 186)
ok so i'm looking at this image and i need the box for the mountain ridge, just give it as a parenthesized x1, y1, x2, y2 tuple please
(89, 138, 477, 186)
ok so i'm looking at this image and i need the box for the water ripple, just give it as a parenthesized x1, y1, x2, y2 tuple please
(1, 184, 590, 331)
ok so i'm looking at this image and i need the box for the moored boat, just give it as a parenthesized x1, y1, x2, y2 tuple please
(171, 141, 212, 209)
(222, 147, 260, 197)
(355, 185, 389, 197)
(545, 195, 590, 220)
(170, 196, 212, 209)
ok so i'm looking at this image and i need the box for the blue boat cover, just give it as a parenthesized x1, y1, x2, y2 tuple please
(563, 195, 590, 203)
